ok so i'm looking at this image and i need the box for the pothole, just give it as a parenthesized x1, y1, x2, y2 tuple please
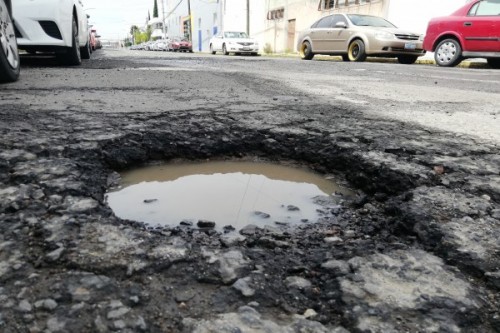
(106, 159, 353, 231)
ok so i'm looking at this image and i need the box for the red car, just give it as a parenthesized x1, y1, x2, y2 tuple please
(168, 37, 193, 53)
(423, 0, 500, 68)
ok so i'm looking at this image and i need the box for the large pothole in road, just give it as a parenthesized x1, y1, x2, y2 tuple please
(106, 159, 354, 231)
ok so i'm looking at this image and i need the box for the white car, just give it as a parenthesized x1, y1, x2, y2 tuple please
(13, 0, 90, 65)
(0, 0, 20, 82)
(209, 31, 259, 56)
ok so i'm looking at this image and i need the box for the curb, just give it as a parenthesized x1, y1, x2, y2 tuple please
(262, 53, 490, 68)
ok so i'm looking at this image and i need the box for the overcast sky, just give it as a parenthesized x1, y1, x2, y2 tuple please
(83, 0, 159, 40)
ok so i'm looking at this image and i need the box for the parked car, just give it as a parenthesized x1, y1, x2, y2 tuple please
(13, 0, 90, 65)
(209, 31, 259, 56)
(423, 0, 500, 68)
(154, 39, 168, 51)
(0, 0, 20, 83)
(297, 14, 425, 64)
(168, 37, 193, 52)
(89, 28, 97, 51)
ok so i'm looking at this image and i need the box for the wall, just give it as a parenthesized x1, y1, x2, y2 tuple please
(386, 0, 467, 34)
(165, 0, 219, 52)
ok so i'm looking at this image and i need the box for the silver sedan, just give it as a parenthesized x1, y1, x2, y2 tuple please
(297, 14, 425, 64)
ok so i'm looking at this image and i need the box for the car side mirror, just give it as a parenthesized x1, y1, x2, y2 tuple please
(335, 22, 347, 29)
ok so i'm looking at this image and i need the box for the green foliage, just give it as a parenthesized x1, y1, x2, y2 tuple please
(153, 0, 158, 18)
(130, 25, 140, 36)
(263, 43, 273, 54)
(131, 25, 153, 44)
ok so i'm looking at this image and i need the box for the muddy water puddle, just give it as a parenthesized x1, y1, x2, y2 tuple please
(106, 160, 352, 231)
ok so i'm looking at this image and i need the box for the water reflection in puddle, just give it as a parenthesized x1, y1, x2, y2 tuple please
(106, 161, 352, 231)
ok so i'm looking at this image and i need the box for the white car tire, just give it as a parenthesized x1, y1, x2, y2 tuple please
(57, 17, 81, 66)
(0, 0, 20, 83)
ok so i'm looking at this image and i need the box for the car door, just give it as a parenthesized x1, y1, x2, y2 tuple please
(329, 15, 350, 52)
(460, 0, 500, 52)
(212, 35, 223, 51)
(309, 15, 334, 52)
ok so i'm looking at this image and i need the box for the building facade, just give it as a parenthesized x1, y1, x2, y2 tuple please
(159, 0, 468, 54)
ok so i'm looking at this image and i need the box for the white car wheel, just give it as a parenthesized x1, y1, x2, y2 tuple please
(57, 16, 81, 66)
(0, 0, 20, 83)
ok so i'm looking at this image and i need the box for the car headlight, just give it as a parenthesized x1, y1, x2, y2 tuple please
(375, 32, 395, 40)
(419, 34, 425, 41)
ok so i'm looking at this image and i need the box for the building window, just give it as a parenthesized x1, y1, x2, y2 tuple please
(318, 0, 335, 10)
(319, 0, 372, 10)
(267, 7, 285, 20)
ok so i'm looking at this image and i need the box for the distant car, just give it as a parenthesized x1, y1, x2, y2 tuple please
(13, 0, 90, 65)
(423, 0, 500, 68)
(155, 39, 168, 51)
(209, 31, 259, 56)
(89, 28, 97, 51)
(0, 0, 20, 83)
(297, 14, 425, 64)
(168, 37, 192, 52)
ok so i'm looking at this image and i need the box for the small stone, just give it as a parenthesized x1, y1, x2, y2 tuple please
(180, 220, 193, 226)
(233, 277, 255, 297)
(113, 320, 126, 330)
(129, 296, 140, 304)
(197, 220, 216, 228)
(45, 247, 64, 262)
(94, 316, 107, 333)
(34, 299, 58, 311)
(287, 205, 300, 211)
(178, 302, 187, 309)
(18, 300, 32, 312)
(46, 317, 65, 332)
(303, 308, 317, 318)
(321, 260, 350, 275)
(285, 276, 312, 289)
(324, 236, 343, 244)
(143, 199, 158, 203)
(135, 316, 147, 331)
(174, 290, 196, 303)
(240, 224, 259, 236)
(107, 307, 130, 320)
(343, 230, 355, 239)
(434, 165, 445, 175)
(254, 211, 271, 219)
(221, 233, 246, 247)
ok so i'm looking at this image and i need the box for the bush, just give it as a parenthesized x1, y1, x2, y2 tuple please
(263, 43, 273, 55)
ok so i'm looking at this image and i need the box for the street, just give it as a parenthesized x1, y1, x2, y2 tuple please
(0, 50, 499, 332)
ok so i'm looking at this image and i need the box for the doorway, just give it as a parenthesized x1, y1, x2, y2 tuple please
(287, 19, 296, 52)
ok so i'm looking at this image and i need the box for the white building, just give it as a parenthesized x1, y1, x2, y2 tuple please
(165, 0, 220, 52)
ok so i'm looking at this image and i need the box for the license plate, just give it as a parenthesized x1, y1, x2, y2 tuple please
(405, 43, 416, 50)
(242, 47, 250, 51)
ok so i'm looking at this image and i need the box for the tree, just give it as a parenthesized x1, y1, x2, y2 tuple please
(130, 25, 140, 36)
(153, 0, 158, 18)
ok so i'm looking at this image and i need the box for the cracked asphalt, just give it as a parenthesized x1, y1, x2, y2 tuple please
(0, 49, 499, 332)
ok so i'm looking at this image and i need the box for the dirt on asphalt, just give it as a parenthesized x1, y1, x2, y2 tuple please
(0, 52, 499, 333)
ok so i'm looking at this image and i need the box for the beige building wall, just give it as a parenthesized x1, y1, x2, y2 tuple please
(261, 0, 466, 53)
(263, 0, 387, 53)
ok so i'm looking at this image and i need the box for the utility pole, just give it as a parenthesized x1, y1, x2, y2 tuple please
(162, 0, 166, 39)
(187, 0, 193, 41)
(246, 0, 250, 35)
(220, 0, 224, 33)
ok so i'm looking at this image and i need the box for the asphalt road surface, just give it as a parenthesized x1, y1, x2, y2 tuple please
(0, 50, 499, 332)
